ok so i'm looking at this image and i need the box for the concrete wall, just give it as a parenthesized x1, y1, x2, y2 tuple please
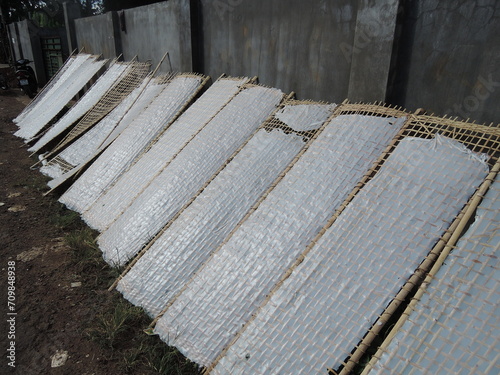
(74, 12, 118, 59)
(388, 0, 500, 124)
(121, 1, 192, 72)
(197, 0, 359, 102)
(74, 0, 192, 72)
(9, 21, 34, 62)
(10, 0, 500, 124)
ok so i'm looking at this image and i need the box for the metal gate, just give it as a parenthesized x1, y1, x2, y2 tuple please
(41, 37, 63, 79)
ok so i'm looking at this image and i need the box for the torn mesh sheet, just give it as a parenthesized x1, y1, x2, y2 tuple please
(153, 114, 406, 367)
(13, 54, 92, 125)
(29, 62, 130, 153)
(117, 103, 334, 317)
(59, 75, 203, 213)
(274, 104, 332, 131)
(211, 135, 489, 375)
(14, 56, 106, 140)
(39, 78, 150, 179)
(97, 85, 283, 266)
(82, 77, 248, 232)
(367, 176, 499, 375)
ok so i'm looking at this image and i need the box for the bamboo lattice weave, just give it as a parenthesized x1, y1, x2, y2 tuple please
(154, 113, 406, 367)
(366, 174, 499, 375)
(97, 85, 284, 266)
(116, 102, 335, 317)
(45, 76, 172, 190)
(50, 61, 151, 154)
(212, 135, 488, 374)
(30, 61, 129, 153)
(59, 74, 204, 213)
(39, 78, 151, 179)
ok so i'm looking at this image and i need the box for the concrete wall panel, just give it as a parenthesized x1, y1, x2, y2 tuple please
(74, 12, 116, 59)
(198, 0, 357, 103)
(389, 0, 500, 124)
(120, 1, 192, 72)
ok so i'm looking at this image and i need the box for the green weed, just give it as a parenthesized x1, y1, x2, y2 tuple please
(86, 299, 145, 349)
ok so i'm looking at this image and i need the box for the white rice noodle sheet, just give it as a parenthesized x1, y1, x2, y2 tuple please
(211, 135, 489, 374)
(39, 78, 150, 180)
(14, 53, 93, 124)
(14, 55, 106, 140)
(97, 85, 284, 267)
(45, 76, 175, 190)
(117, 103, 334, 317)
(153, 114, 406, 366)
(29, 62, 130, 153)
(367, 174, 499, 375)
(274, 103, 334, 131)
(58, 75, 203, 212)
(83, 77, 248, 231)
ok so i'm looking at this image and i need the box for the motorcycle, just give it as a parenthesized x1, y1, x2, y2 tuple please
(15, 59, 38, 98)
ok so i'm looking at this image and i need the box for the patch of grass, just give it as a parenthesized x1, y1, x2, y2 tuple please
(59, 204, 199, 374)
(51, 206, 81, 229)
(86, 299, 146, 349)
(85, 295, 200, 374)
(143, 339, 200, 375)
(13, 172, 50, 191)
(121, 342, 147, 373)
(65, 227, 100, 262)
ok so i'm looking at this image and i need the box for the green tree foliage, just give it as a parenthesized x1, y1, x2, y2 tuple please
(0, 0, 42, 23)
(0, 0, 103, 24)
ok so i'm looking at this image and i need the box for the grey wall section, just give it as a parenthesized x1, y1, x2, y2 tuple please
(74, 0, 192, 72)
(198, 0, 358, 103)
(8, 23, 22, 61)
(388, 0, 500, 124)
(10, 0, 500, 124)
(120, 1, 192, 72)
(74, 12, 117, 59)
(347, 0, 399, 102)
(13, 21, 34, 62)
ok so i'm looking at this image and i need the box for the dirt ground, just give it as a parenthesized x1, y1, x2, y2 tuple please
(0, 90, 198, 374)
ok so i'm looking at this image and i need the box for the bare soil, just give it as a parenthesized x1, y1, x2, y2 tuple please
(0, 90, 199, 375)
